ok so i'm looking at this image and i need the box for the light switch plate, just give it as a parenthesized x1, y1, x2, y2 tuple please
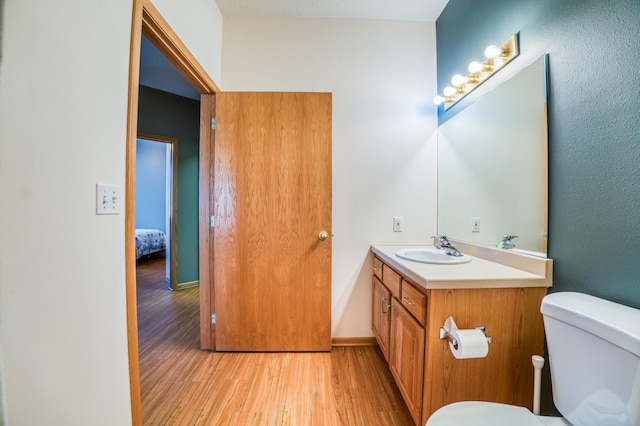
(96, 184, 122, 215)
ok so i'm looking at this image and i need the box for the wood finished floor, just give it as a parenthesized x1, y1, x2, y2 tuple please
(137, 256, 413, 426)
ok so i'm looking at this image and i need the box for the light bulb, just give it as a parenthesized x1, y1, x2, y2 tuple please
(468, 61, 483, 73)
(433, 96, 445, 105)
(451, 74, 468, 87)
(484, 45, 502, 59)
(443, 86, 456, 97)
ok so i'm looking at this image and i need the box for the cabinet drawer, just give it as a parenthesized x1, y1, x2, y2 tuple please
(401, 281, 427, 325)
(373, 256, 383, 280)
(382, 264, 401, 299)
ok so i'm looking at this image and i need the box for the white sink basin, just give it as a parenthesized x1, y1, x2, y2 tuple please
(395, 248, 471, 265)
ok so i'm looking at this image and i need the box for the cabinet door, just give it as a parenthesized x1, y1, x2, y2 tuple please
(390, 298, 425, 426)
(372, 275, 391, 361)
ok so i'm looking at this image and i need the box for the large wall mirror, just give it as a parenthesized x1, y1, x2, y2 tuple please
(437, 55, 549, 256)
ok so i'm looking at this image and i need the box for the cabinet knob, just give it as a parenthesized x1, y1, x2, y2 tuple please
(318, 230, 329, 241)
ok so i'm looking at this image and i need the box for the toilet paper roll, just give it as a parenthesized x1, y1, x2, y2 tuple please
(449, 329, 489, 359)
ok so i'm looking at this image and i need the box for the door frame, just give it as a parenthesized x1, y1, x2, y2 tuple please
(126, 1, 219, 424)
(136, 132, 178, 289)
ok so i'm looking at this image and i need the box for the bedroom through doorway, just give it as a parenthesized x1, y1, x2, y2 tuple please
(135, 135, 177, 289)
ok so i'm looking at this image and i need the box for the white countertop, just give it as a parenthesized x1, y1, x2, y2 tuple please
(371, 245, 552, 290)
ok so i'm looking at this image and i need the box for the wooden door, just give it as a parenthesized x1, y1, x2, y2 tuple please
(214, 92, 332, 351)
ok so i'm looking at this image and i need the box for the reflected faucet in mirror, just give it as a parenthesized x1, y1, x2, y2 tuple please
(497, 235, 518, 250)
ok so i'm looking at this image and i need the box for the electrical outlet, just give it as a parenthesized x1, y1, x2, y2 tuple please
(471, 217, 480, 232)
(393, 216, 403, 232)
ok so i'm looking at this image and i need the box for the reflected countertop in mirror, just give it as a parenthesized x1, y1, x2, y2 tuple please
(437, 55, 549, 255)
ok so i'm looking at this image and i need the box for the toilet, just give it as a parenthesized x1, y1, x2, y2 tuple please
(426, 292, 640, 426)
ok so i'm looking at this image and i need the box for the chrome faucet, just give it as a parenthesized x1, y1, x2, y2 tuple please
(432, 235, 463, 257)
(497, 235, 519, 249)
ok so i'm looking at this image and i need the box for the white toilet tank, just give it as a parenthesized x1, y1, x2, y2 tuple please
(541, 292, 640, 426)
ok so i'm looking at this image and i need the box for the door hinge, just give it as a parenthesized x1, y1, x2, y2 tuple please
(211, 313, 216, 325)
(211, 118, 216, 129)
(210, 215, 215, 228)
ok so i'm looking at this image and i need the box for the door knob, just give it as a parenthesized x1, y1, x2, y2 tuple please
(318, 231, 329, 241)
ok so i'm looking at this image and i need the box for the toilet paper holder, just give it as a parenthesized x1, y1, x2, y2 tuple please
(439, 325, 493, 350)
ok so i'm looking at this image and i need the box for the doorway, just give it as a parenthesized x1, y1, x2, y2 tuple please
(127, 2, 333, 423)
(126, 1, 219, 424)
(135, 134, 177, 289)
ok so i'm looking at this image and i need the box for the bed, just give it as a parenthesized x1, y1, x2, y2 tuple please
(135, 228, 166, 259)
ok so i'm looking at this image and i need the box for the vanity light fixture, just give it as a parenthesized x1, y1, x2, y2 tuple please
(434, 34, 519, 110)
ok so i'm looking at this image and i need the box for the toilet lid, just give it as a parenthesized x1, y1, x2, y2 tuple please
(426, 401, 544, 426)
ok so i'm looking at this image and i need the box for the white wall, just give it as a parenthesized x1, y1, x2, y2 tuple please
(221, 18, 439, 338)
(153, 0, 223, 84)
(0, 0, 222, 424)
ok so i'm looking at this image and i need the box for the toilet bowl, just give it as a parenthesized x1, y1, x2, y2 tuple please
(426, 401, 570, 426)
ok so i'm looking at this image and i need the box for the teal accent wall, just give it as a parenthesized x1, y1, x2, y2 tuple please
(138, 85, 200, 284)
(437, 0, 640, 307)
(437, 0, 640, 414)
(135, 138, 167, 232)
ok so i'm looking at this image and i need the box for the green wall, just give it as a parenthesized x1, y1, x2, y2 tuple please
(138, 85, 200, 284)
(436, 0, 640, 414)
(437, 0, 640, 312)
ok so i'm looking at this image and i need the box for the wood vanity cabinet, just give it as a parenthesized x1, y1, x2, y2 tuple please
(372, 255, 547, 426)
(373, 260, 426, 425)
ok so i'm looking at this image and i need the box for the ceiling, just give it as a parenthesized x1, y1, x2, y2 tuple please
(139, 0, 449, 100)
(139, 36, 201, 100)
(215, 0, 449, 22)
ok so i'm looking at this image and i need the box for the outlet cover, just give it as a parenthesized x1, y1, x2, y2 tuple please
(471, 217, 480, 232)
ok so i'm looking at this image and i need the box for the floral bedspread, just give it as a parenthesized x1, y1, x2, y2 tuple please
(135, 229, 166, 259)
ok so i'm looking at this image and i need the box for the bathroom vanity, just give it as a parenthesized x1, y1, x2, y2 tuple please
(371, 241, 552, 426)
